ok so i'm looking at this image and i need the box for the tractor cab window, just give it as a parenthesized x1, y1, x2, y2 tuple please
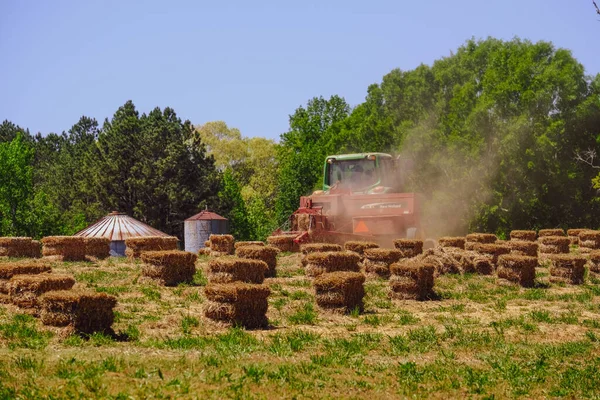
(327, 159, 377, 191)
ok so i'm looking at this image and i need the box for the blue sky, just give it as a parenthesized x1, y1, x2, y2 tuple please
(1, 0, 598, 140)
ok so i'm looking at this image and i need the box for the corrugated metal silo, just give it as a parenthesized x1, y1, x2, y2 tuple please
(74, 211, 172, 256)
(184, 210, 228, 253)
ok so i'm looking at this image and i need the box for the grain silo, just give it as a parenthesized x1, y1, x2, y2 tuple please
(184, 210, 228, 253)
(74, 211, 172, 256)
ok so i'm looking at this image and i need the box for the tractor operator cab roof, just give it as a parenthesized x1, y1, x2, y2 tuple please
(325, 153, 393, 162)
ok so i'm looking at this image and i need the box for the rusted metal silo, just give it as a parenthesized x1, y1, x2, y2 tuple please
(184, 210, 228, 254)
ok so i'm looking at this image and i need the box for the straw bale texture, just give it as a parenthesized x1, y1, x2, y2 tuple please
(209, 251, 231, 257)
(389, 259, 435, 300)
(393, 239, 424, 257)
(419, 248, 463, 275)
(507, 241, 539, 257)
(8, 274, 75, 308)
(207, 257, 267, 284)
(40, 236, 86, 261)
(204, 240, 211, 248)
(314, 271, 365, 313)
(234, 241, 265, 249)
(466, 233, 497, 244)
(84, 237, 110, 259)
(547, 254, 586, 285)
(438, 237, 466, 249)
(509, 230, 537, 242)
(343, 241, 379, 255)
(141, 250, 197, 286)
(497, 255, 537, 287)
(300, 243, 342, 266)
(0, 260, 52, 280)
(578, 230, 600, 250)
(567, 229, 586, 246)
(456, 251, 494, 275)
(0, 237, 39, 258)
(124, 236, 179, 259)
(304, 251, 360, 277)
(235, 245, 279, 277)
(198, 248, 211, 256)
(471, 243, 510, 265)
(209, 235, 235, 254)
(204, 283, 270, 328)
(538, 229, 565, 237)
(40, 290, 117, 333)
(538, 236, 570, 254)
(363, 248, 404, 278)
(267, 235, 298, 253)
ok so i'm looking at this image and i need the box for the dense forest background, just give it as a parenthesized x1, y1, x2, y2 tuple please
(2, 38, 600, 240)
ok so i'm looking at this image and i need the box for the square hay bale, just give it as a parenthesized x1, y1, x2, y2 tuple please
(7, 274, 75, 308)
(465, 233, 497, 244)
(124, 236, 179, 259)
(209, 235, 235, 254)
(300, 243, 342, 267)
(389, 259, 435, 300)
(0, 237, 41, 258)
(363, 248, 405, 278)
(420, 247, 464, 275)
(0, 260, 52, 280)
(567, 229, 587, 246)
(84, 237, 110, 259)
(509, 230, 537, 242)
(267, 235, 298, 253)
(204, 283, 270, 328)
(578, 230, 600, 250)
(234, 241, 265, 249)
(497, 255, 537, 287)
(41, 236, 87, 261)
(458, 251, 494, 275)
(393, 239, 424, 257)
(313, 271, 365, 313)
(304, 251, 361, 277)
(40, 290, 117, 334)
(204, 240, 211, 248)
(235, 245, 279, 277)
(438, 237, 466, 250)
(141, 250, 197, 286)
(343, 241, 379, 255)
(507, 240, 539, 257)
(471, 243, 511, 266)
(538, 236, 570, 254)
(198, 248, 211, 256)
(210, 251, 231, 257)
(589, 251, 600, 273)
(207, 257, 267, 284)
(538, 229, 565, 238)
(547, 254, 586, 285)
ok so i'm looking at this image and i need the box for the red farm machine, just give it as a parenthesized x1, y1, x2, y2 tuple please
(274, 152, 424, 248)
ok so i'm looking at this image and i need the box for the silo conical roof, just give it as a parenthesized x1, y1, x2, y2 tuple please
(74, 211, 171, 241)
(185, 210, 227, 221)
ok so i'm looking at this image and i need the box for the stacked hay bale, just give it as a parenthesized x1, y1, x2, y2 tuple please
(204, 283, 270, 328)
(507, 240, 539, 257)
(394, 239, 424, 258)
(300, 243, 342, 267)
(206, 257, 267, 284)
(313, 271, 365, 313)
(438, 237, 466, 250)
(40, 291, 117, 334)
(464, 233, 497, 250)
(124, 236, 178, 259)
(420, 248, 464, 275)
(471, 243, 511, 267)
(266, 235, 298, 253)
(344, 241, 379, 257)
(209, 234, 235, 256)
(389, 258, 435, 300)
(84, 237, 110, 259)
(538, 229, 565, 238)
(7, 274, 75, 309)
(589, 251, 600, 274)
(567, 229, 586, 246)
(236, 245, 279, 278)
(234, 241, 265, 249)
(578, 230, 600, 253)
(538, 236, 570, 255)
(41, 236, 86, 261)
(363, 248, 404, 279)
(509, 230, 537, 242)
(0, 261, 52, 302)
(304, 251, 360, 278)
(497, 255, 537, 287)
(547, 254, 586, 285)
(0, 237, 41, 258)
(141, 250, 197, 286)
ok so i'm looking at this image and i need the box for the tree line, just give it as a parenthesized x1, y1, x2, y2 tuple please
(2, 37, 600, 240)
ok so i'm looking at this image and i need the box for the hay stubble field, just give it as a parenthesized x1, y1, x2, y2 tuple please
(1, 251, 600, 399)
